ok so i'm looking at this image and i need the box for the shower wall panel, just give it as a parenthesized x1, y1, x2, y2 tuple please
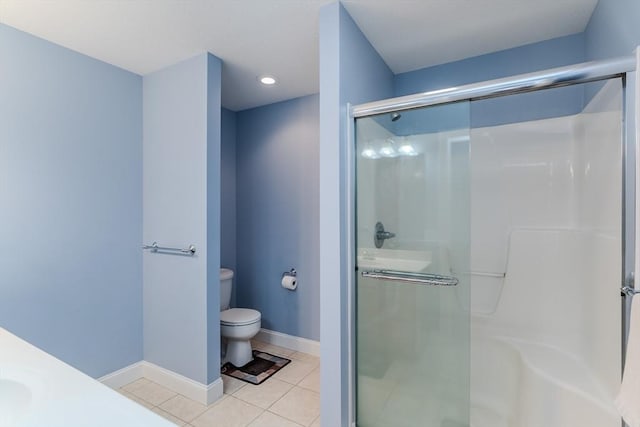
(469, 80, 622, 427)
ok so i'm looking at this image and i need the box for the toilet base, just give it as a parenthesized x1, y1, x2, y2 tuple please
(225, 339, 254, 367)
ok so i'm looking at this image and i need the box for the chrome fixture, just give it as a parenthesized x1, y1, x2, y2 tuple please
(351, 56, 636, 118)
(361, 270, 458, 287)
(142, 241, 196, 255)
(374, 222, 395, 248)
(621, 286, 640, 297)
(282, 268, 297, 279)
(390, 112, 402, 122)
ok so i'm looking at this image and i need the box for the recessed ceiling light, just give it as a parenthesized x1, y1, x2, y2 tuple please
(259, 75, 277, 85)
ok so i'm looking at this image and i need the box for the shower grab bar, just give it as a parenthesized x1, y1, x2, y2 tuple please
(142, 241, 196, 255)
(621, 286, 640, 297)
(361, 270, 458, 286)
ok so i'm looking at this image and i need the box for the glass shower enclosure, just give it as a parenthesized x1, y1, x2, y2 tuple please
(353, 62, 629, 427)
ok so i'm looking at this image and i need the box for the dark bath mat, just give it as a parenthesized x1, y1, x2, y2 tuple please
(221, 350, 291, 385)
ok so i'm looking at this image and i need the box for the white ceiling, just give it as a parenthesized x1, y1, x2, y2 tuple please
(342, 0, 599, 74)
(0, 0, 599, 111)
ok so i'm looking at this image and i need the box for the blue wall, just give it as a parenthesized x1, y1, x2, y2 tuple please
(236, 94, 320, 341)
(394, 34, 587, 130)
(206, 54, 222, 385)
(319, 3, 394, 425)
(221, 107, 237, 308)
(0, 24, 143, 378)
(586, 0, 640, 61)
(395, 33, 586, 96)
(143, 53, 221, 386)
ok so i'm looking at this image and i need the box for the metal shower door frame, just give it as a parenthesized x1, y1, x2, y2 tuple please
(347, 53, 638, 427)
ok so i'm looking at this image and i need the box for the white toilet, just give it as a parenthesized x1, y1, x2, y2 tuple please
(220, 268, 261, 367)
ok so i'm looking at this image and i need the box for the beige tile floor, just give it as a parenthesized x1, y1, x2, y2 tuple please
(118, 339, 320, 427)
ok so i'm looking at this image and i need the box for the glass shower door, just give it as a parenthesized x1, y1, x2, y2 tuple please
(355, 102, 471, 427)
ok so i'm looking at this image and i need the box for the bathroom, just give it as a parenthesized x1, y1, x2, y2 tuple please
(1, 1, 640, 427)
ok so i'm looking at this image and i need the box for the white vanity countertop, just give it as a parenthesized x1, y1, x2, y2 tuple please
(0, 328, 174, 427)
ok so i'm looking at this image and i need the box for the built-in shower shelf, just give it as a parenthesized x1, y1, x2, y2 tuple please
(357, 248, 432, 273)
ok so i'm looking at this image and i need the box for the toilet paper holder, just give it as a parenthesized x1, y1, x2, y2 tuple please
(282, 268, 297, 279)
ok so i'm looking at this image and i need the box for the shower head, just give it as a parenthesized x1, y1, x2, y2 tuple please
(391, 112, 401, 122)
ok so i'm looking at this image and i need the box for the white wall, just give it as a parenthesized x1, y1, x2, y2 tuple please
(469, 80, 623, 423)
(574, 81, 623, 397)
(357, 125, 470, 269)
(355, 118, 393, 251)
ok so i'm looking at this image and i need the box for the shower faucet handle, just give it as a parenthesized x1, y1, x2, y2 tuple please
(374, 222, 395, 248)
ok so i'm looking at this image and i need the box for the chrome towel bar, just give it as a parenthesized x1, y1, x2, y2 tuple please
(361, 270, 458, 286)
(142, 241, 196, 255)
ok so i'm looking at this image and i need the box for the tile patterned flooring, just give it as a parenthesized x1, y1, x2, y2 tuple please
(118, 340, 320, 427)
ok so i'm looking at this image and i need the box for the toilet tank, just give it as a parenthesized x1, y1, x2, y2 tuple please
(220, 268, 234, 311)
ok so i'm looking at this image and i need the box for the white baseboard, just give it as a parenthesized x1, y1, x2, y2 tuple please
(99, 361, 223, 406)
(99, 361, 145, 389)
(255, 328, 320, 357)
(142, 361, 223, 405)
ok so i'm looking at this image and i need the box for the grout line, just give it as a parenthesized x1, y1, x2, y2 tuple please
(265, 409, 306, 426)
(122, 372, 318, 427)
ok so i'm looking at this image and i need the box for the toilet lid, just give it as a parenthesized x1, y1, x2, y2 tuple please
(220, 308, 261, 326)
(220, 268, 234, 280)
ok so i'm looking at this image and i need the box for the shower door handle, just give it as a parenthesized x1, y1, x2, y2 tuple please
(361, 270, 458, 286)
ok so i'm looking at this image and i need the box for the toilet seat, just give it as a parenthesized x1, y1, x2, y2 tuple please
(221, 308, 261, 326)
